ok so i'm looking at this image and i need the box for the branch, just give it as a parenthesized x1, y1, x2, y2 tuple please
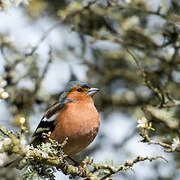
(91, 155, 167, 180)
(0, 126, 167, 180)
(138, 122, 180, 152)
(127, 49, 165, 104)
(25, 0, 97, 56)
(108, 2, 167, 19)
(142, 105, 179, 131)
(127, 50, 180, 108)
(34, 47, 53, 93)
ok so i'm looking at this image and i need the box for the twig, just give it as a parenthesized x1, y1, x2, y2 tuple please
(140, 128, 180, 152)
(126, 49, 143, 73)
(0, 126, 10, 137)
(110, 4, 167, 19)
(127, 49, 164, 104)
(0, 45, 10, 63)
(25, 23, 60, 56)
(34, 47, 53, 92)
(92, 155, 167, 180)
(161, 99, 180, 107)
(25, 0, 97, 56)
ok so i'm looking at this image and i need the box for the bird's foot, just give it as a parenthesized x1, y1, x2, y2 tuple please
(77, 165, 86, 176)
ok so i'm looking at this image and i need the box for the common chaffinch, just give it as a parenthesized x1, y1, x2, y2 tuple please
(31, 81, 100, 155)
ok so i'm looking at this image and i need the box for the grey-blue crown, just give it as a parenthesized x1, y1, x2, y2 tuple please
(59, 81, 89, 102)
(64, 81, 89, 92)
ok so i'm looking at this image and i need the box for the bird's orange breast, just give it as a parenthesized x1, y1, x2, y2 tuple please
(50, 98, 100, 155)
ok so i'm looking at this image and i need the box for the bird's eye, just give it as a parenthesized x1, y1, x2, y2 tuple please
(77, 88, 83, 92)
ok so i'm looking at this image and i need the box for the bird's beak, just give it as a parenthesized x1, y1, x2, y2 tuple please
(87, 88, 100, 96)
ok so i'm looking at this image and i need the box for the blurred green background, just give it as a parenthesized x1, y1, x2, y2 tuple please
(0, 0, 180, 179)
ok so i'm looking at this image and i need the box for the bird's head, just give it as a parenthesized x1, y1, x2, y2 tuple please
(60, 81, 99, 102)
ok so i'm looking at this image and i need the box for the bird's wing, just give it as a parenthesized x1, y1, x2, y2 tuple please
(30, 102, 65, 146)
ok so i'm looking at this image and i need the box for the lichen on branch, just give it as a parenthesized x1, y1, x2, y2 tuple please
(0, 126, 167, 180)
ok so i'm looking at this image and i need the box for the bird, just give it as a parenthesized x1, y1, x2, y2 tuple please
(30, 80, 100, 155)
(3, 81, 100, 168)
